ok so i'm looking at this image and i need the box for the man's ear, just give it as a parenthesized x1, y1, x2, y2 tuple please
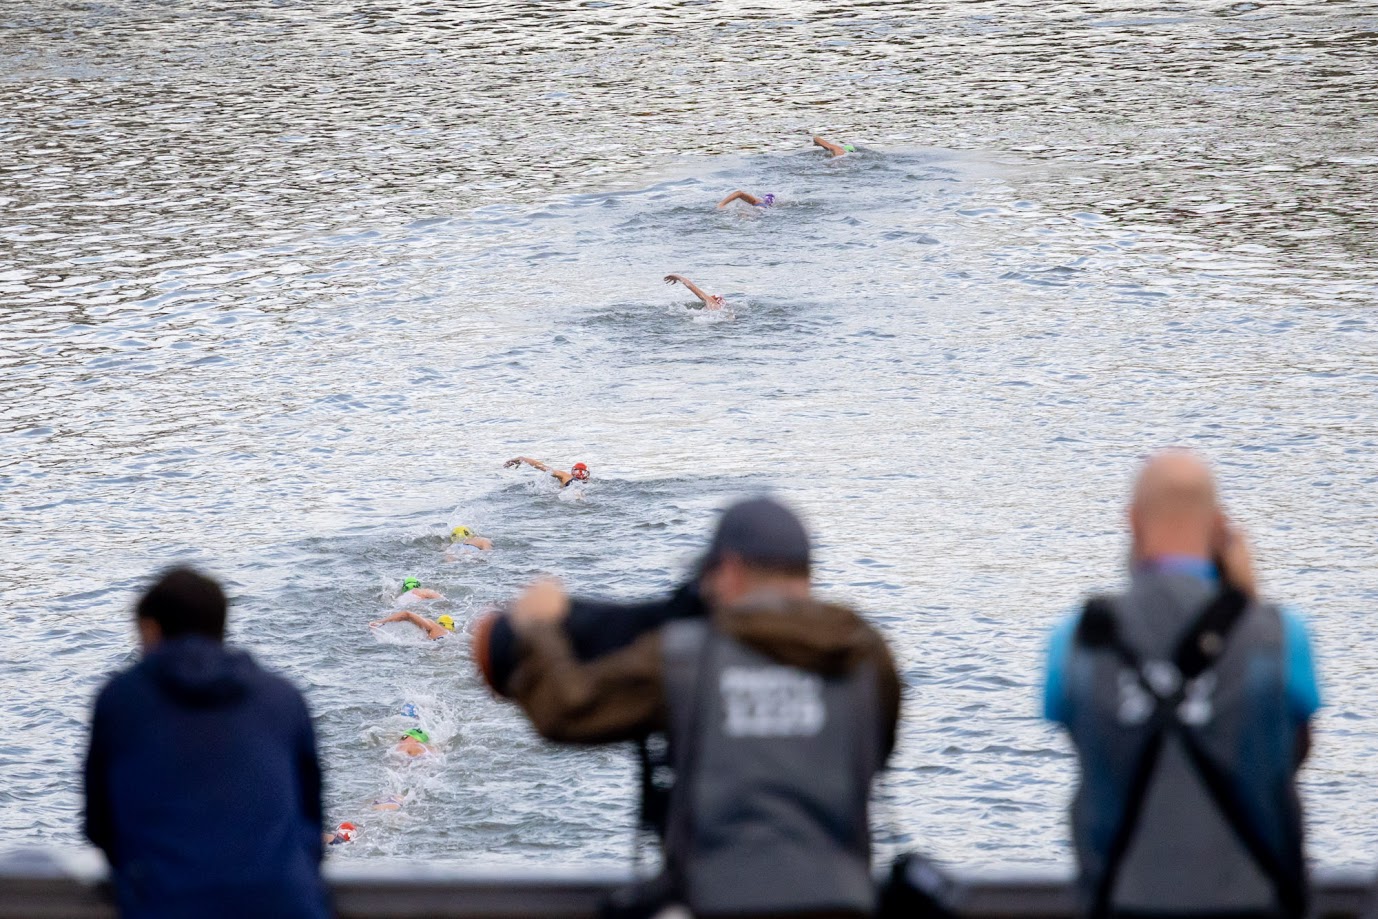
(137, 618, 162, 654)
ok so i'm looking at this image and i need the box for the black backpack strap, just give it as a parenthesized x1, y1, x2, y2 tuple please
(1176, 729, 1308, 917)
(1172, 586, 1248, 679)
(1075, 588, 1258, 919)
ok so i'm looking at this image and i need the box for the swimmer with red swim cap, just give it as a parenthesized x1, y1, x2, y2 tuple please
(504, 456, 590, 487)
(325, 822, 359, 846)
(664, 274, 725, 311)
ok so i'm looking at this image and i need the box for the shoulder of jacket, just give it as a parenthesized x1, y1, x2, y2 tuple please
(661, 617, 708, 658)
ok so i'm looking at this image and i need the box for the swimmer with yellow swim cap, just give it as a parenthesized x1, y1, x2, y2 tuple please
(370, 608, 456, 641)
(396, 728, 433, 757)
(446, 525, 493, 558)
(812, 135, 856, 157)
(504, 456, 591, 487)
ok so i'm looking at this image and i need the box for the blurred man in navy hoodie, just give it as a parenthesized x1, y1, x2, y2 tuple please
(84, 567, 330, 919)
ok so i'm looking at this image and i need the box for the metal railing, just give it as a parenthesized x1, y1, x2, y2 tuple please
(0, 848, 1370, 919)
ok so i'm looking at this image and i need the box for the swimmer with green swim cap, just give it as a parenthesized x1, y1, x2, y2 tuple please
(812, 135, 856, 157)
(399, 577, 443, 601)
(370, 608, 456, 641)
(446, 525, 493, 558)
(396, 727, 434, 757)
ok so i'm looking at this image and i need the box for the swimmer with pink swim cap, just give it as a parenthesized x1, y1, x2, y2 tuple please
(504, 456, 590, 487)
(664, 274, 725, 311)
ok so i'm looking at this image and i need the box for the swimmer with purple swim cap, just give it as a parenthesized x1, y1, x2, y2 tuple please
(664, 274, 726, 311)
(717, 190, 776, 209)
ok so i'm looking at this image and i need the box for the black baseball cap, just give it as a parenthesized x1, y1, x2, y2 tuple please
(698, 497, 812, 575)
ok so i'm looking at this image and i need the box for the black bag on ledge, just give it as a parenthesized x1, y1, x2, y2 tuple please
(877, 852, 958, 919)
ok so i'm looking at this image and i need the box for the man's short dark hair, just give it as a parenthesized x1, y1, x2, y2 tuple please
(137, 567, 227, 640)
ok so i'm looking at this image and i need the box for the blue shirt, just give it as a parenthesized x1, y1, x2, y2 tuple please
(1043, 561, 1320, 726)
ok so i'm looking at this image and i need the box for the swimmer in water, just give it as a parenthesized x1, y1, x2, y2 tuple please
(370, 609, 456, 641)
(371, 795, 404, 812)
(398, 577, 444, 601)
(325, 822, 359, 846)
(812, 135, 856, 157)
(717, 190, 776, 209)
(664, 274, 725, 311)
(396, 728, 434, 757)
(504, 456, 590, 487)
(446, 525, 493, 557)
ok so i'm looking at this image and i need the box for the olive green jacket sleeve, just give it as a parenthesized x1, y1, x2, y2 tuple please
(509, 622, 667, 744)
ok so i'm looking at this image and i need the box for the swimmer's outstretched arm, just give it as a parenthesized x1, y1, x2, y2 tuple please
(812, 135, 848, 157)
(717, 190, 764, 208)
(370, 610, 432, 630)
(505, 456, 551, 473)
(664, 274, 716, 306)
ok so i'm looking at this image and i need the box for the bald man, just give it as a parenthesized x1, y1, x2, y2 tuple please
(1043, 450, 1319, 919)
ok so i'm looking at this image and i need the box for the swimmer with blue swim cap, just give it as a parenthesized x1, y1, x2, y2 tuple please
(812, 135, 856, 157)
(717, 190, 776, 210)
(664, 274, 726, 311)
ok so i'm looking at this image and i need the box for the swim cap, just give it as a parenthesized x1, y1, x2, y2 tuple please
(843, 144, 856, 152)
(437, 614, 455, 631)
(336, 822, 358, 843)
(451, 526, 474, 540)
(403, 728, 430, 743)
(401, 703, 418, 719)
(402, 577, 421, 591)
(571, 462, 589, 480)
(761, 193, 776, 206)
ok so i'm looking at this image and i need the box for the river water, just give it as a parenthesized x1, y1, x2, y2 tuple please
(2, 0, 1377, 875)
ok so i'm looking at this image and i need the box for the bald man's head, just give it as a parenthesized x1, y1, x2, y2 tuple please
(1129, 450, 1224, 562)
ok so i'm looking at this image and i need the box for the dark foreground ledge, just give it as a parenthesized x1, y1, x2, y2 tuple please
(0, 848, 1371, 919)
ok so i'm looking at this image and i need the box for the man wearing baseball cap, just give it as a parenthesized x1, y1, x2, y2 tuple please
(503, 497, 900, 918)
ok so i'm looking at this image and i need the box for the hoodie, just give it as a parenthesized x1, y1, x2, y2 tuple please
(84, 636, 329, 919)
(510, 596, 900, 760)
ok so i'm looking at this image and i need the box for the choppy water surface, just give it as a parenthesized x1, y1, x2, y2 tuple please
(3, 0, 1377, 873)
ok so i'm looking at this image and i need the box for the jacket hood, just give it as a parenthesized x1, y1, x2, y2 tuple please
(145, 635, 256, 707)
(715, 595, 879, 676)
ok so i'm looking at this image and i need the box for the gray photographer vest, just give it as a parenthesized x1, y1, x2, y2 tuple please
(1065, 572, 1304, 916)
(661, 618, 881, 916)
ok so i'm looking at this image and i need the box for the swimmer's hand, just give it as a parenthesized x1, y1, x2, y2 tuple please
(664, 274, 719, 308)
(503, 457, 522, 468)
(509, 578, 571, 634)
(812, 135, 849, 157)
